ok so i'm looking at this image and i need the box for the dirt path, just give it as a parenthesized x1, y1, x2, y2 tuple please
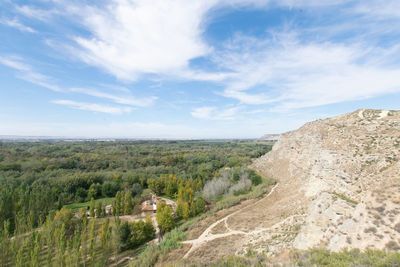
(182, 183, 279, 258)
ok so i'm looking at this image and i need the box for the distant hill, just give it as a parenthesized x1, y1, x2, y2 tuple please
(259, 134, 280, 141)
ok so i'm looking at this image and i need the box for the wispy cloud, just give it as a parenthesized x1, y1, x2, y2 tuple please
(0, 17, 36, 33)
(15, 5, 58, 21)
(51, 100, 133, 115)
(9, 0, 400, 115)
(0, 56, 63, 92)
(0, 56, 155, 112)
(70, 87, 156, 107)
(353, 0, 400, 19)
(212, 25, 400, 110)
(191, 106, 240, 120)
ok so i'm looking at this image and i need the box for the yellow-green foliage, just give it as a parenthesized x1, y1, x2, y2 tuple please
(291, 248, 400, 267)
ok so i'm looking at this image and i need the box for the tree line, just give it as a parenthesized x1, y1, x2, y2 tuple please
(0, 140, 271, 234)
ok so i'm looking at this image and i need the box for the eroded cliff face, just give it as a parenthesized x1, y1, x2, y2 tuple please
(252, 109, 400, 252)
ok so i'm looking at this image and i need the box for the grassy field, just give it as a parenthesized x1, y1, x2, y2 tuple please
(64, 197, 115, 212)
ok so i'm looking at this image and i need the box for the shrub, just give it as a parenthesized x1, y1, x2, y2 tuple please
(247, 169, 262, 185)
(131, 183, 143, 197)
(129, 228, 185, 267)
(158, 228, 186, 254)
(129, 244, 159, 267)
(87, 183, 101, 199)
(229, 176, 252, 196)
(202, 175, 232, 201)
(194, 197, 206, 215)
(116, 217, 156, 252)
(102, 181, 119, 197)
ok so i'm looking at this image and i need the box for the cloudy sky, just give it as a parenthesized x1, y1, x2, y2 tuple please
(1, 0, 400, 138)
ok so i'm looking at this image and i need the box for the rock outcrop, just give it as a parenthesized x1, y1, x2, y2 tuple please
(252, 109, 400, 252)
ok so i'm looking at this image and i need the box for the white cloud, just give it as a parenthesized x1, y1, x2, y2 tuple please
(212, 33, 400, 110)
(0, 56, 30, 71)
(353, 0, 400, 19)
(70, 87, 156, 107)
(51, 100, 133, 115)
(0, 17, 36, 33)
(191, 106, 240, 120)
(0, 56, 63, 92)
(0, 56, 156, 110)
(15, 5, 58, 21)
(11, 0, 400, 114)
(70, 0, 218, 81)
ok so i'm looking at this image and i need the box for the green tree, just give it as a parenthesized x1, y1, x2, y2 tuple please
(96, 201, 103, 218)
(115, 192, 121, 216)
(0, 221, 10, 266)
(88, 183, 101, 199)
(16, 244, 24, 267)
(89, 219, 96, 265)
(156, 202, 174, 235)
(131, 183, 143, 197)
(102, 181, 119, 197)
(101, 205, 106, 217)
(89, 198, 95, 218)
(124, 191, 133, 215)
(143, 216, 155, 240)
(176, 199, 183, 219)
(194, 198, 206, 215)
(181, 201, 190, 219)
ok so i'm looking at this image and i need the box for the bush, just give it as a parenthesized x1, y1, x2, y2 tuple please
(247, 169, 262, 185)
(129, 228, 186, 267)
(88, 183, 101, 199)
(129, 244, 159, 267)
(75, 187, 87, 202)
(194, 198, 206, 215)
(102, 181, 119, 197)
(202, 175, 232, 201)
(229, 176, 252, 196)
(131, 183, 143, 197)
(116, 217, 155, 252)
(158, 228, 186, 254)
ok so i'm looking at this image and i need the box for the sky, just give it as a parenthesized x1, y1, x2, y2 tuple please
(1, 0, 400, 139)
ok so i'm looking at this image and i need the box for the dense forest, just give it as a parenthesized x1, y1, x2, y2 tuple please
(0, 140, 272, 266)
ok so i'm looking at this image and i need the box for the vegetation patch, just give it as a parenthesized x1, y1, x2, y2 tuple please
(333, 192, 359, 205)
(64, 197, 114, 212)
(291, 248, 400, 267)
(129, 228, 186, 267)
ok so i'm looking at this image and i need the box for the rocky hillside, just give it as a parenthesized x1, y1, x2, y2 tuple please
(179, 109, 400, 265)
(252, 109, 400, 253)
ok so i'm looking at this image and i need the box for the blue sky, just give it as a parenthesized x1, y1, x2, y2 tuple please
(1, 0, 400, 138)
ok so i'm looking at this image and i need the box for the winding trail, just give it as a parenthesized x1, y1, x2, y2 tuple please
(183, 183, 280, 258)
